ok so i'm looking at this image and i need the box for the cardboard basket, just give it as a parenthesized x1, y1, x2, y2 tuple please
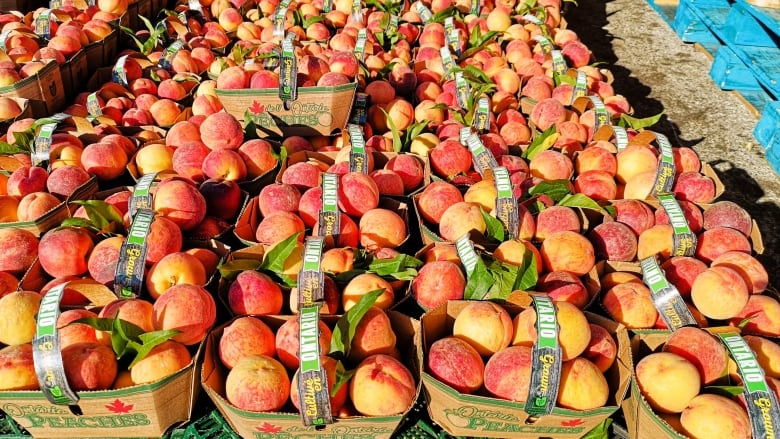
(0, 97, 33, 130)
(84, 29, 119, 71)
(0, 60, 66, 118)
(421, 298, 632, 438)
(215, 82, 357, 138)
(201, 311, 422, 438)
(60, 49, 90, 101)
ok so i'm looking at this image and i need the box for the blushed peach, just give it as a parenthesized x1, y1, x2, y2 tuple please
(583, 323, 618, 373)
(152, 283, 217, 345)
(274, 316, 332, 369)
(417, 181, 464, 225)
(61, 342, 118, 391)
(588, 221, 638, 262)
(557, 357, 610, 410)
(453, 301, 513, 356)
(227, 270, 283, 316)
(342, 273, 394, 311)
(663, 326, 728, 385)
(226, 355, 290, 412)
(219, 316, 277, 370)
(130, 339, 192, 384)
(660, 256, 707, 298)
(691, 266, 748, 320)
(412, 261, 466, 310)
(540, 230, 595, 276)
(635, 352, 701, 414)
(439, 202, 487, 242)
(427, 336, 485, 394)
(702, 201, 752, 236)
(602, 282, 658, 329)
(483, 345, 532, 401)
(729, 294, 780, 337)
(695, 226, 752, 264)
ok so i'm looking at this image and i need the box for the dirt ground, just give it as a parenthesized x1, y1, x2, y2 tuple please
(565, 0, 780, 288)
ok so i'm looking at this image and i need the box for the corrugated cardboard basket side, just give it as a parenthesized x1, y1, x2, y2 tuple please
(0, 60, 65, 118)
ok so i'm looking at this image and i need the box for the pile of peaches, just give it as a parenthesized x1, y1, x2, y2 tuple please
(0, 0, 776, 435)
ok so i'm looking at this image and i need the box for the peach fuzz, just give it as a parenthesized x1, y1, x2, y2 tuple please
(130, 339, 192, 385)
(611, 199, 655, 236)
(349, 306, 397, 362)
(16, 191, 60, 222)
(274, 316, 332, 370)
(637, 224, 674, 261)
(529, 150, 574, 181)
(534, 205, 580, 241)
(583, 323, 618, 373)
(338, 172, 380, 217)
(427, 336, 485, 394)
(729, 294, 780, 337)
(349, 354, 416, 416)
(385, 154, 424, 193)
(62, 342, 118, 391)
(453, 301, 513, 357)
(679, 394, 751, 439)
(152, 283, 216, 346)
(429, 140, 472, 179)
(588, 221, 638, 262)
(238, 139, 279, 179)
(672, 171, 716, 204)
(530, 97, 566, 131)
(254, 211, 305, 246)
(663, 326, 728, 385)
(743, 335, 780, 378)
(483, 345, 532, 401)
(291, 355, 347, 413)
(695, 226, 752, 264)
(512, 301, 591, 360)
(359, 208, 406, 250)
(0, 291, 41, 346)
(46, 165, 90, 199)
(152, 177, 208, 232)
(280, 161, 323, 192)
(602, 282, 658, 329)
(200, 112, 244, 150)
(536, 271, 590, 309)
(227, 270, 283, 316)
(702, 200, 752, 237)
(540, 230, 595, 276)
(342, 273, 394, 311)
(635, 351, 701, 414)
(412, 260, 466, 310)
(615, 145, 658, 184)
(439, 201, 487, 242)
(557, 357, 610, 410)
(691, 265, 748, 320)
(416, 181, 464, 225)
(0, 228, 38, 275)
(145, 251, 207, 300)
(226, 355, 290, 412)
(38, 227, 94, 278)
(660, 256, 707, 298)
(257, 183, 301, 217)
(0, 344, 38, 390)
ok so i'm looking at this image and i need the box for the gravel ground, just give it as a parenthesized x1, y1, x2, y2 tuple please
(565, 0, 780, 288)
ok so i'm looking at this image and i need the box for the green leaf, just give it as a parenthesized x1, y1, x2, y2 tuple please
(553, 71, 575, 87)
(331, 361, 356, 396)
(218, 258, 263, 281)
(368, 254, 422, 279)
(379, 107, 403, 153)
(702, 385, 744, 398)
(70, 200, 125, 234)
(129, 329, 182, 368)
(523, 125, 557, 160)
(486, 260, 519, 301)
(529, 180, 572, 202)
(558, 193, 608, 214)
(514, 249, 538, 291)
(463, 253, 492, 301)
(0, 141, 29, 155)
(581, 418, 612, 439)
(480, 207, 505, 242)
(258, 232, 302, 279)
(329, 289, 384, 360)
(60, 217, 96, 231)
(737, 316, 755, 329)
(618, 111, 664, 130)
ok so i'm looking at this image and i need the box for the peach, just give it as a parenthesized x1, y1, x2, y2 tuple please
(342, 273, 394, 311)
(483, 345, 532, 401)
(349, 306, 397, 362)
(493, 238, 542, 272)
(453, 301, 513, 357)
(663, 326, 728, 385)
(0, 291, 41, 346)
(349, 354, 416, 416)
(200, 112, 244, 150)
(370, 169, 405, 196)
(529, 150, 574, 181)
(199, 178, 242, 220)
(257, 183, 301, 217)
(81, 141, 129, 181)
(679, 394, 751, 439)
(673, 171, 716, 204)
(135, 143, 175, 176)
(691, 266, 749, 320)
(575, 170, 618, 201)
(539, 271, 589, 308)
(171, 143, 210, 183)
(359, 208, 406, 250)
(0, 196, 20, 222)
(427, 336, 485, 394)
(529, 97, 566, 131)
(0, 272, 19, 298)
(622, 170, 657, 200)
(202, 149, 248, 181)
(7, 166, 48, 198)
(743, 335, 780, 378)
(62, 342, 118, 391)
(602, 282, 658, 329)
(85, 235, 123, 286)
(0, 344, 38, 390)
(637, 224, 674, 261)
(429, 139, 472, 179)
(275, 316, 332, 369)
(254, 211, 305, 246)
(145, 250, 207, 299)
(729, 294, 780, 337)
(130, 339, 192, 384)
(635, 351, 701, 414)
(540, 230, 595, 276)
(463, 180, 498, 213)
(673, 147, 701, 174)
(146, 216, 184, 265)
(534, 205, 580, 241)
(583, 323, 618, 373)
(98, 299, 154, 339)
(281, 162, 323, 192)
(149, 99, 184, 127)
(227, 270, 284, 316)
(217, 65, 250, 89)
(411, 260, 466, 310)
(615, 145, 658, 184)
(153, 177, 208, 232)
(0, 228, 38, 275)
(192, 94, 223, 116)
(654, 199, 703, 234)
(152, 283, 216, 345)
(512, 301, 591, 360)
(575, 145, 617, 175)
(38, 227, 94, 278)
(696, 226, 752, 264)
(238, 139, 279, 179)
(338, 172, 380, 218)
(290, 355, 347, 413)
(557, 357, 609, 410)
(439, 202, 487, 242)
(166, 121, 202, 148)
(46, 165, 91, 199)
(417, 181, 464, 225)
(16, 191, 60, 222)
(588, 221, 638, 262)
(702, 200, 752, 237)
(612, 199, 655, 236)
(660, 256, 707, 298)
(711, 251, 768, 295)
(226, 355, 290, 412)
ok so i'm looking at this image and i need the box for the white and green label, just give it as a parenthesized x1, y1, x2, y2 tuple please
(263, 47, 281, 71)
(493, 167, 519, 240)
(86, 92, 102, 117)
(571, 70, 587, 105)
(299, 237, 325, 307)
(129, 172, 157, 218)
(33, 284, 79, 406)
(188, 0, 202, 12)
(347, 124, 368, 174)
(473, 96, 490, 132)
(612, 125, 629, 151)
(533, 35, 553, 56)
(49, 0, 63, 8)
(416, 2, 433, 23)
(322, 0, 333, 13)
(525, 295, 562, 417)
(444, 17, 455, 46)
(158, 40, 185, 70)
(35, 9, 54, 40)
(0, 29, 12, 51)
(351, 0, 362, 22)
(112, 55, 129, 88)
(386, 14, 399, 33)
(318, 172, 341, 247)
(297, 305, 332, 426)
(279, 39, 298, 110)
(460, 126, 473, 146)
(440, 46, 456, 81)
(454, 71, 470, 110)
(33, 123, 57, 170)
(719, 333, 780, 439)
(523, 14, 543, 26)
(354, 29, 367, 62)
(273, 5, 288, 37)
(470, 0, 480, 15)
(589, 96, 609, 132)
(114, 209, 155, 299)
(551, 50, 567, 76)
(652, 132, 676, 195)
(640, 255, 697, 330)
(656, 194, 696, 257)
(455, 234, 480, 286)
(466, 132, 498, 177)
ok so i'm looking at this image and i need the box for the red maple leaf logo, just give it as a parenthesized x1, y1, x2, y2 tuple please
(249, 100, 265, 114)
(105, 399, 134, 414)
(562, 418, 585, 427)
(256, 422, 283, 433)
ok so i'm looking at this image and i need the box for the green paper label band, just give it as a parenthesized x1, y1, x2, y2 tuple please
(351, 0, 362, 23)
(273, 5, 288, 37)
(533, 35, 553, 56)
(454, 71, 470, 110)
(354, 28, 367, 62)
(640, 255, 697, 330)
(49, 0, 62, 8)
(473, 96, 490, 132)
(455, 235, 479, 281)
(444, 17, 454, 47)
(318, 173, 340, 246)
(322, 0, 332, 13)
(416, 3, 432, 23)
(158, 40, 185, 70)
(652, 132, 676, 195)
(297, 305, 332, 426)
(440, 46, 455, 81)
(86, 92, 102, 117)
(299, 236, 325, 306)
(571, 70, 587, 105)
(347, 124, 368, 174)
(112, 55, 129, 88)
(129, 172, 158, 218)
(551, 50, 567, 76)
(525, 295, 562, 417)
(279, 39, 298, 110)
(470, 0, 480, 15)
(493, 166, 519, 240)
(33, 284, 80, 407)
(449, 28, 461, 55)
(33, 122, 56, 170)
(613, 125, 629, 151)
(523, 14, 543, 26)
(466, 132, 498, 177)
(114, 208, 155, 299)
(0, 29, 12, 51)
(719, 333, 780, 439)
(35, 9, 54, 40)
(656, 193, 696, 257)
(387, 15, 399, 34)
(589, 96, 609, 132)
(349, 92, 369, 125)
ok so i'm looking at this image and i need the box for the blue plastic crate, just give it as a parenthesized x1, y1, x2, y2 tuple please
(674, 0, 727, 46)
(710, 44, 764, 90)
(765, 142, 780, 175)
(735, 0, 780, 39)
(721, 2, 780, 47)
(754, 100, 780, 147)
(733, 45, 780, 98)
